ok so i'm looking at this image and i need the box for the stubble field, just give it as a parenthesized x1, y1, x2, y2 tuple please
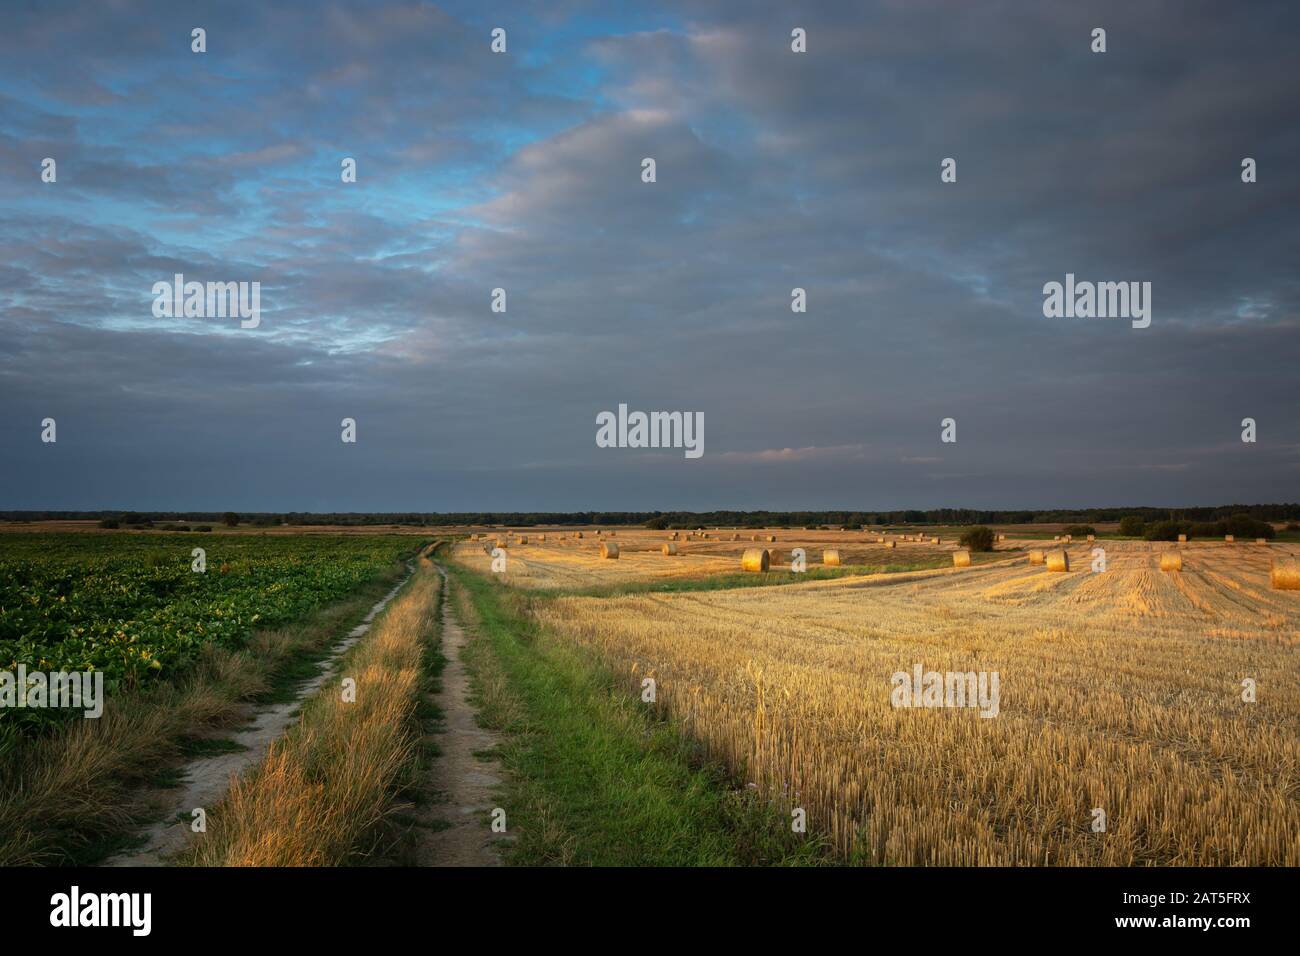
(450, 527, 965, 589)
(505, 535, 1300, 865)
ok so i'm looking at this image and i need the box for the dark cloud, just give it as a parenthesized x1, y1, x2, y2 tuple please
(0, 0, 1296, 510)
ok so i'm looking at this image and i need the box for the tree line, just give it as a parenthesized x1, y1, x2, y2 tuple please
(5, 504, 1300, 528)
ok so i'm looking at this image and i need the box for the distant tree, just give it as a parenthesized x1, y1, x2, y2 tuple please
(960, 526, 995, 552)
(222, 512, 239, 527)
(1144, 520, 1186, 542)
(98, 519, 119, 529)
(1063, 524, 1096, 537)
(1118, 516, 1145, 537)
(1226, 513, 1274, 540)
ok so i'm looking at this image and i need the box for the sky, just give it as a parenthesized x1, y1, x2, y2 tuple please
(1, 0, 1297, 513)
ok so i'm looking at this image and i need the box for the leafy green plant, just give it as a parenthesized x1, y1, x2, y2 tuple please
(0, 533, 415, 734)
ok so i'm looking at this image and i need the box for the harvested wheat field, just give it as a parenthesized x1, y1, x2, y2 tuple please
(452, 535, 736, 588)
(536, 539, 1300, 865)
(451, 528, 959, 590)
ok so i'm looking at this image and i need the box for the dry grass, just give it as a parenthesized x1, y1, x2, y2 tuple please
(0, 569, 406, 866)
(0, 649, 260, 865)
(536, 540, 1300, 865)
(181, 562, 439, 866)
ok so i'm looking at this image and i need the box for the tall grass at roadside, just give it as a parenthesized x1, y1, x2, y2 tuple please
(0, 563, 409, 866)
(181, 556, 441, 866)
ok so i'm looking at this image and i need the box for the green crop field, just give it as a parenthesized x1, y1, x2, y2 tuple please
(0, 533, 418, 717)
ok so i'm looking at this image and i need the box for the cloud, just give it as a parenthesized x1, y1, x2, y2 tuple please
(0, 0, 1297, 510)
(717, 444, 870, 464)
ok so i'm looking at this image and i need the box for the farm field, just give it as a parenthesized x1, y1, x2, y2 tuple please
(0, 532, 417, 712)
(534, 538, 1300, 866)
(450, 527, 974, 590)
(5, 523, 1296, 871)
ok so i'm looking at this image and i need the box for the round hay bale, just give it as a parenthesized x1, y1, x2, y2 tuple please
(574, 531, 584, 539)
(767, 549, 782, 565)
(600, 541, 619, 560)
(731, 533, 740, 541)
(1256, 538, 1268, 545)
(1046, 550, 1070, 572)
(608, 531, 616, 537)
(495, 538, 508, 548)
(662, 542, 678, 555)
(884, 540, 896, 549)
(1160, 552, 1183, 572)
(1224, 535, 1234, 543)
(1086, 534, 1095, 543)
(930, 537, 940, 544)
(751, 534, 760, 542)
(1053, 536, 1061, 542)
(953, 549, 972, 568)
(1177, 533, 1187, 543)
(538, 535, 546, 542)
(1271, 557, 1300, 590)
(741, 548, 770, 573)
(1063, 535, 1073, 543)
(822, 549, 841, 566)
(766, 535, 777, 543)
(1028, 549, 1045, 565)
(517, 536, 528, 545)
